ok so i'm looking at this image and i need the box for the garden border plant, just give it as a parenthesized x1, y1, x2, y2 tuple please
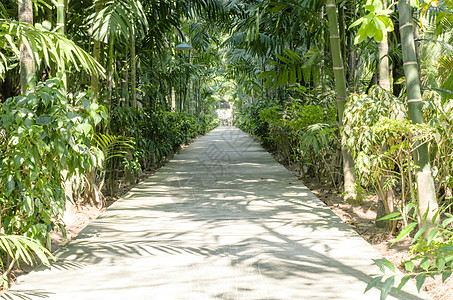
(0, 77, 106, 287)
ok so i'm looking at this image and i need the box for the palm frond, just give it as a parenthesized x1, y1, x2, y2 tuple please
(258, 49, 305, 88)
(87, 0, 148, 43)
(0, 20, 105, 80)
(95, 133, 135, 162)
(0, 234, 54, 268)
(437, 56, 453, 87)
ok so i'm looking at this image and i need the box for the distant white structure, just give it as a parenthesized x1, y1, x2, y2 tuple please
(217, 99, 232, 126)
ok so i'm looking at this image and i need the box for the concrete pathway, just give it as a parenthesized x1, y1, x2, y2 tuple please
(4, 127, 428, 300)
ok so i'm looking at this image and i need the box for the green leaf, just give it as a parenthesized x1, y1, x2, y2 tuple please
(420, 258, 430, 271)
(412, 226, 429, 244)
(442, 217, 453, 227)
(365, 275, 383, 293)
(415, 273, 426, 292)
(435, 257, 446, 272)
(404, 261, 414, 272)
(403, 202, 416, 215)
(426, 228, 439, 245)
(42, 20, 52, 30)
(374, 30, 383, 42)
(365, 21, 377, 38)
(409, 0, 420, 8)
(374, 259, 389, 273)
(381, 276, 395, 300)
(7, 174, 15, 194)
(396, 275, 411, 295)
(82, 123, 93, 136)
(36, 115, 52, 126)
(377, 16, 394, 30)
(257, 71, 274, 80)
(22, 195, 34, 215)
(383, 259, 396, 273)
(54, 137, 66, 155)
(349, 18, 365, 29)
(378, 212, 400, 221)
(364, 4, 375, 11)
(373, 18, 386, 31)
(391, 222, 417, 246)
(442, 270, 452, 283)
(356, 26, 369, 44)
(439, 245, 453, 253)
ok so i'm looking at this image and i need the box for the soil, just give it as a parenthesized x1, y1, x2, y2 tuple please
(298, 176, 453, 300)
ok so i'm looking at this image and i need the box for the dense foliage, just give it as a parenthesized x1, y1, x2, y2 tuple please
(0, 78, 103, 242)
(234, 92, 339, 185)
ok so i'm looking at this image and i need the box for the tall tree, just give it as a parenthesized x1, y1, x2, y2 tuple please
(91, 1, 101, 103)
(130, 26, 137, 108)
(375, 0, 394, 229)
(87, 0, 147, 106)
(378, 1, 390, 91)
(398, 0, 438, 225)
(326, 0, 357, 201)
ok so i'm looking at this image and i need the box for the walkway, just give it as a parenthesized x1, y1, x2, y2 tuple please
(4, 127, 427, 299)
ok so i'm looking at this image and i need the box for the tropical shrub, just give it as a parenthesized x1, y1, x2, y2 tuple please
(234, 94, 338, 183)
(424, 92, 453, 203)
(343, 87, 412, 228)
(233, 100, 272, 139)
(343, 87, 453, 222)
(342, 87, 453, 297)
(105, 106, 218, 193)
(366, 209, 453, 300)
(0, 78, 105, 244)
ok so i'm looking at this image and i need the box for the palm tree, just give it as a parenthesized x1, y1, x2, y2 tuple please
(87, 0, 148, 107)
(326, 0, 358, 201)
(399, 0, 438, 225)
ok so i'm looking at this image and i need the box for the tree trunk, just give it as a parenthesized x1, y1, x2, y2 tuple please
(171, 86, 176, 111)
(376, 5, 396, 229)
(18, 0, 35, 94)
(91, 2, 101, 103)
(91, 39, 101, 102)
(57, 0, 67, 91)
(326, 0, 358, 202)
(124, 44, 129, 107)
(56, 0, 65, 35)
(56, 0, 77, 224)
(399, 0, 439, 226)
(320, 7, 328, 122)
(391, 19, 405, 97)
(130, 27, 137, 108)
(107, 34, 115, 130)
(46, 0, 57, 78)
(337, 3, 347, 80)
(378, 34, 390, 90)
